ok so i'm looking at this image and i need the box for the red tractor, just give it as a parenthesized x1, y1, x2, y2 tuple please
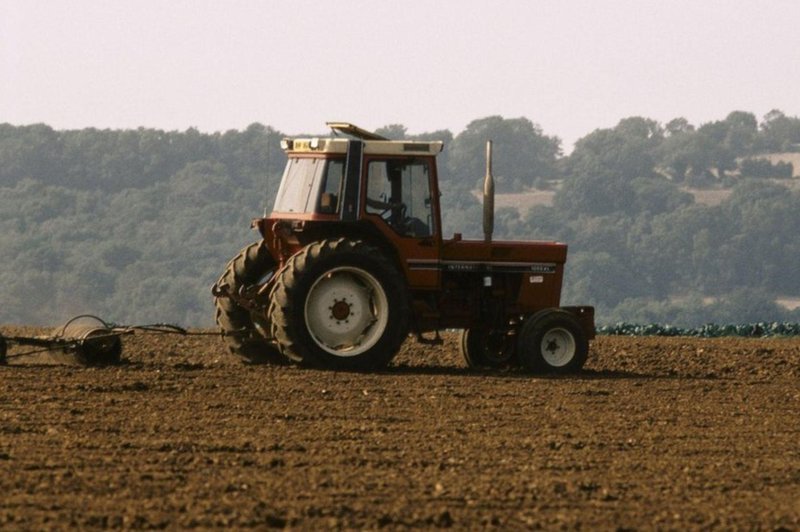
(213, 123, 594, 371)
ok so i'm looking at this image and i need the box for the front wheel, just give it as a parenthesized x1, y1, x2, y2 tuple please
(517, 309, 588, 373)
(270, 238, 410, 370)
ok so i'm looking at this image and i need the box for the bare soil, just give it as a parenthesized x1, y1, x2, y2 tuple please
(1, 328, 799, 530)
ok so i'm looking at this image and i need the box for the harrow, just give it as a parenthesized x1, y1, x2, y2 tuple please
(0, 314, 205, 366)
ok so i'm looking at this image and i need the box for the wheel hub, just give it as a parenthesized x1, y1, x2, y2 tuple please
(330, 299, 352, 321)
(545, 338, 560, 354)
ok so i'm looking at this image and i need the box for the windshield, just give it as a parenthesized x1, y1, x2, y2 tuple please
(273, 158, 321, 213)
(272, 157, 345, 214)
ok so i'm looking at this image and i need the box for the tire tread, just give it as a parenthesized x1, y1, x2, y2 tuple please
(214, 241, 285, 364)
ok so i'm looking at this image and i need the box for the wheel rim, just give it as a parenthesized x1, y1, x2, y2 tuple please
(540, 327, 576, 367)
(304, 266, 389, 357)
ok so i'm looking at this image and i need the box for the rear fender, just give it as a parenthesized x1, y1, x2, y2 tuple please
(560, 306, 596, 340)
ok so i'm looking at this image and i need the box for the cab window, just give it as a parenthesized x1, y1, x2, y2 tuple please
(317, 159, 344, 214)
(366, 159, 434, 238)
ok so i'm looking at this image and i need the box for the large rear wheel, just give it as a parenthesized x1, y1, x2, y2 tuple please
(270, 238, 409, 370)
(214, 241, 285, 364)
(517, 309, 588, 373)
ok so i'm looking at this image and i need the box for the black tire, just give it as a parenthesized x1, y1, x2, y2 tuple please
(517, 309, 588, 373)
(214, 241, 285, 364)
(459, 328, 517, 368)
(269, 238, 410, 370)
(0, 334, 7, 365)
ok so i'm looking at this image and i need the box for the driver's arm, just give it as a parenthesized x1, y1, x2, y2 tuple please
(366, 196, 393, 210)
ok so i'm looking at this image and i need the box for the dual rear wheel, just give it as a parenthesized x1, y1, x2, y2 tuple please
(214, 238, 409, 370)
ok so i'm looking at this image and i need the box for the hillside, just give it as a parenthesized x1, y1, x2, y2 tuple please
(2, 111, 800, 328)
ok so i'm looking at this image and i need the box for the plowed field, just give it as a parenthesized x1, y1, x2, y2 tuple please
(1, 328, 799, 529)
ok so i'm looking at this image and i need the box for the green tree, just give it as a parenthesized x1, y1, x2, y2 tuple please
(566, 117, 663, 181)
(374, 124, 408, 140)
(0, 124, 61, 187)
(629, 178, 693, 215)
(562, 251, 641, 308)
(757, 109, 800, 152)
(446, 116, 560, 193)
(553, 173, 635, 216)
(664, 117, 694, 136)
(722, 111, 758, 155)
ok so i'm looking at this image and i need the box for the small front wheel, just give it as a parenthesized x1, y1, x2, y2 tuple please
(517, 310, 588, 373)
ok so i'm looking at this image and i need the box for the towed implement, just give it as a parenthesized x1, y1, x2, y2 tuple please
(1, 315, 122, 366)
(0, 315, 203, 366)
(213, 122, 594, 371)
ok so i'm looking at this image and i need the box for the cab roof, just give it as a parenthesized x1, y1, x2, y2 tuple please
(280, 122, 444, 156)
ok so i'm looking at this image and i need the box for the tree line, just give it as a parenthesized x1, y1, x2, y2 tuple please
(1, 110, 799, 327)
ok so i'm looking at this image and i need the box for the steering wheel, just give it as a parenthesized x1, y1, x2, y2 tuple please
(379, 201, 407, 222)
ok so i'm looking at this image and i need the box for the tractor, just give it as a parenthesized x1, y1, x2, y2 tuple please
(212, 122, 594, 371)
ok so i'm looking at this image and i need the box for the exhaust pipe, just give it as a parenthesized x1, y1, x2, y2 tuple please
(483, 140, 495, 243)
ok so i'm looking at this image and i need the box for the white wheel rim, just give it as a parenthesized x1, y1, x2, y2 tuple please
(540, 327, 576, 367)
(304, 266, 389, 357)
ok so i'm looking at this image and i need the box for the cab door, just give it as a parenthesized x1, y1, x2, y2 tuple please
(362, 156, 441, 289)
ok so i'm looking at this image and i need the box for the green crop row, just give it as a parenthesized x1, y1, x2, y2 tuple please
(597, 322, 800, 337)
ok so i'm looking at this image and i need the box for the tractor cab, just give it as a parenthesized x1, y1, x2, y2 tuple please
(273, 135, 440, 237)
(264, 123, 445, 290)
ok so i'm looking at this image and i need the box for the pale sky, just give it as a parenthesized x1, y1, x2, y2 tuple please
(2, 0, 799, 150)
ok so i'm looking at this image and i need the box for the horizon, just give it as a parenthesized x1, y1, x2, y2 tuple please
(3, 106, 796, 156)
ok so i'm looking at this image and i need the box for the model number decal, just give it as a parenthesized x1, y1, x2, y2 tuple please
(527, 264, 557, 274)
(445, 263, 479, 272)
(409, 260, 557, 274)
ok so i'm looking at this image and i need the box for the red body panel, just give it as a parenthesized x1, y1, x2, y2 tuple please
(441, 239, 567, 311)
